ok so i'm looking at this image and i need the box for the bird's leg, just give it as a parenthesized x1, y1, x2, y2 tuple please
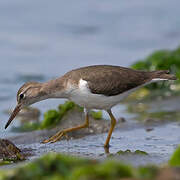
(104, 109, 117, 148)
(42, 109, 89, 143)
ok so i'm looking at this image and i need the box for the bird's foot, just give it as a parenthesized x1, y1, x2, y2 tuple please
(41, 119, 89, 144)
(42, 130, 69, 144)
(104, 144, 110, 154)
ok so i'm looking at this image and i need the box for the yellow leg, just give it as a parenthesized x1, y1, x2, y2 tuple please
(42, 111, 89, 143)
(104, 109, 117, 148)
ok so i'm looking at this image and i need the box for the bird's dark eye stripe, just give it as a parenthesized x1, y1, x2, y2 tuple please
(19, 93, 24, 99)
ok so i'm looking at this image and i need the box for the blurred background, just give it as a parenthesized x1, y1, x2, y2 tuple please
(1, 0, 180, 133)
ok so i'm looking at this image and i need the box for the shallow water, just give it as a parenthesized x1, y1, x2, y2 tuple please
(14, 122, 179, 166)
(3, 97, 179, 167)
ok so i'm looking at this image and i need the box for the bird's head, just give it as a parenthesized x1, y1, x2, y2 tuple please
(5, 82, 44, 129)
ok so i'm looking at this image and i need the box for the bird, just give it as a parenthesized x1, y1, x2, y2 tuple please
(5, 65, 177, 148)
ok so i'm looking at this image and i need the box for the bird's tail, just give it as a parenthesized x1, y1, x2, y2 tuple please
(150, 70, 177, 80)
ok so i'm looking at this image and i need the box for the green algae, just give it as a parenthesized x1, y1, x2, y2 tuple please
(115, 149, 148, 156)
(141, 111, 180, 121)
(169, 146, 180, 167)
(70, 161, 133, 180)
(1, 152, 175, 180)
(126, 88, 151, 102)
(134, 150, 148, 155)
(12, 101, 78, 132)
(40, 102, 102, 128)
(41, 101, 77, 129)
(12, 122, 41, 132)
(125, 101, 180, 122)
(2, 153, 134, 180)
(131, 47, 180, 85)
(1, 147, 180, 179)
(90, 110, 102, 120)
(137, 165, 159, 179)
(129, 46, 180, 101)
(125, 87, 177, 103)
(41, 109, 60, 129)
(13, 101, 102, 132)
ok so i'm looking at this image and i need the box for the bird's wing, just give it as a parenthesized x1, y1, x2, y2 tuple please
(81, 66, 149, 96)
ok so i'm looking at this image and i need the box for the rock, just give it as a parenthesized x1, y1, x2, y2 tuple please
(119, 117, 126, 123)
(146, 128, 154, 132)
(0, 139, 26, 162)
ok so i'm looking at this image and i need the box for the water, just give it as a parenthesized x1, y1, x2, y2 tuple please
(4, 97, 180, 166)
(13, 122, 179, 166)
(0, 0, 180, 163)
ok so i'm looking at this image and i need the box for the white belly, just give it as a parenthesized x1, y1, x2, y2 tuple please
(67, 78, 168, 110)
(69, 92, 129, 110)
(68, 79, 132, 110)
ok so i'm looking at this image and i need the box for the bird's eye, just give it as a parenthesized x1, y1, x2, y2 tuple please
(19, 93, 24, 99)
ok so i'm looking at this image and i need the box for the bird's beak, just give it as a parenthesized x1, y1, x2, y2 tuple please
(5, 104, 21, 129)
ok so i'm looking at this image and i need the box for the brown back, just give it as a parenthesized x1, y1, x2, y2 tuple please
(65, 65, 153, 96)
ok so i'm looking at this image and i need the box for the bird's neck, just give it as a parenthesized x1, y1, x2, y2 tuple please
(41, 77, 68, 99)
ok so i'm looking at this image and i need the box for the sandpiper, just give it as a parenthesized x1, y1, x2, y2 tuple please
(5, 65, 177, 147)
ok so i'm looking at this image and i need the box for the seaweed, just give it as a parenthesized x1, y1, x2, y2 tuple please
(3, 153, 133, 180)
(114, 149, 148, 156)
(0, 148, 179, 179)
(137, 165, 159, 179)
(90, 110, 102, 120)
(169, 146, 180, 166)
(126, 102, 180, 122)
(131, 47, 180, 91)
(13, 101, 102, 131)
(129, 47, 180, 101)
